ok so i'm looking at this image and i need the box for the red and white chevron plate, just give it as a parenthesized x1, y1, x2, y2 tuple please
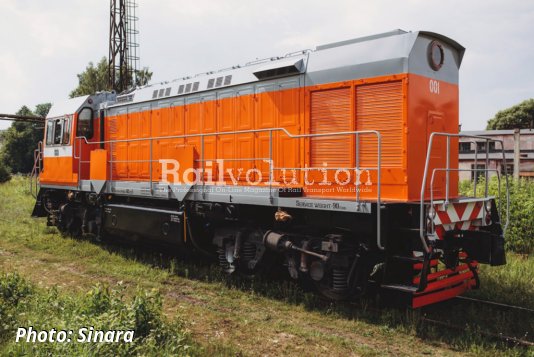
(433, 201, 485, 239)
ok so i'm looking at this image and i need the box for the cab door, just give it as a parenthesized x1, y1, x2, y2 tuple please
(40, 115, 78, 185)
(74, 107, 96, 181)
(426, 111, 447, 199)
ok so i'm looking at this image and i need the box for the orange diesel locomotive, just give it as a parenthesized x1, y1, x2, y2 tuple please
(32, 30, 509, 308)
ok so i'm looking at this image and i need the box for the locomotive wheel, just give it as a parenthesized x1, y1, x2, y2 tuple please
(57, 209, 82, 238)
(313, 249, 375, 301)
(67, 217, 83, 238)
(313, 267, 352, 301)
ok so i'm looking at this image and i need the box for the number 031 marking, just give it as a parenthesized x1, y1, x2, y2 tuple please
(429, 79, 440, 94)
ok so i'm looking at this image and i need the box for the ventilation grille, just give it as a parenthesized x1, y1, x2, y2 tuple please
(117, 94, 134, 103)
(356, 81, 403, 168)
(310, 88, 352, 167)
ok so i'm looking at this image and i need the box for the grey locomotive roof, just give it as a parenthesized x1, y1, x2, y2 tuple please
(111, 30, 464, 108)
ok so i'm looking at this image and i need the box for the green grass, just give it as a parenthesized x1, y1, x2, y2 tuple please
(0, 176, 533, 356)
(472, 254, 534, 309)
(0, 273, 196, 356)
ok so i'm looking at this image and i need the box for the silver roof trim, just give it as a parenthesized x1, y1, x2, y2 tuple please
(47, 95, 89, 119)
(106, 30, 464, 109)
(316, 29, 408, 51)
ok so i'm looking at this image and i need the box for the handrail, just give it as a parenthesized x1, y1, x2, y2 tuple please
(30, 141, 43, 198)
(429, 167, 506, 231)
(420, 133, 510, 253)
(75, 127, 384, 250)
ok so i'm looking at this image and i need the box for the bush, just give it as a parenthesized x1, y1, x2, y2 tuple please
(0, 275, 194, 356)
(459, 177, 534, 254)
(0, 161, 11, 183)
(0, 273, 34, 342)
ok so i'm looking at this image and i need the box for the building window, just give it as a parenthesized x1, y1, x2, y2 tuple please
(488, 142, 496, 152)
(501, 164, 513, 176)
(471, 164, 486, 182)
(476, 142, 486, 152)
(459, 142, 471, 153)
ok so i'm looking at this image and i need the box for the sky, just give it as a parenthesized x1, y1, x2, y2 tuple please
(0, 0, 533, 131)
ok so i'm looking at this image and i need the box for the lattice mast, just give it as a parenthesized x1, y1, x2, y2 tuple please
(108, 0, 139, 93)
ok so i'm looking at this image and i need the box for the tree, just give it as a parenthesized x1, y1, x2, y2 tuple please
(70, 58, 153, 97)
(0, 104, 51, 174)
(486, 99, 534, 130)
(135, 67, 153, 87)
(0, 161, 11, 183)
(70, 57, 111, 98)
(35, 103, 53, 118)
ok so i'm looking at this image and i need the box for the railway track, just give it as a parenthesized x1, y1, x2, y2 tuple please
(454, 295, 534, 314)
(420, 317, 534, 348)
(420, 295, 534, 348)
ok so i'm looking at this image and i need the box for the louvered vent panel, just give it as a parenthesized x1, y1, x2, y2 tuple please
(310, 88, 351, 167)
(356, 81, 403, 168)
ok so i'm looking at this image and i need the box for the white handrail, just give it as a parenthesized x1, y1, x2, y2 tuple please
(420, 133, 510, 253)
(75, 127, 384, 250)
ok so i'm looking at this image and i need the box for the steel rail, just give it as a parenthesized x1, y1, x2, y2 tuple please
(454, 296, 534, 314)
(421, 317, 534, 347)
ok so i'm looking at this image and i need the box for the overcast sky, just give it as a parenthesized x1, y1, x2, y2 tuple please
(0, 0, 533, 130)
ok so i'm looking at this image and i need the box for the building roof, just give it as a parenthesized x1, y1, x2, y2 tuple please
(460, 129, 534, 136)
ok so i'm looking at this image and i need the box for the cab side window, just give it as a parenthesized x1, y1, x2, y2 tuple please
(45, 120, 54, 145)
(76, 107, 94, 138)
(62, 117, 71, 144)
